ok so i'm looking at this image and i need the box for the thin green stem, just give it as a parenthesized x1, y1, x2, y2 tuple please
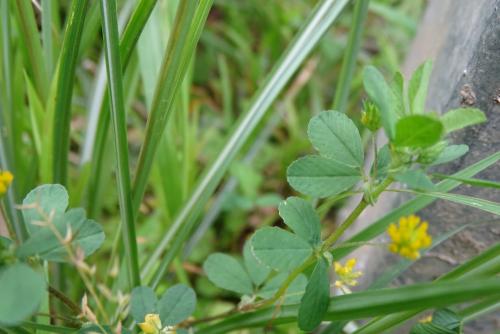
(52, 0, 89, 185)
(322, 177, 392, 250)
(332, 0, 370, 112)
(99, 0, 141, 288)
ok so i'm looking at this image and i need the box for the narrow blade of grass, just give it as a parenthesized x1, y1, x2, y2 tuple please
(52, 0, 89, 185)
(332, 0, 370, 112)
(144, 0, 351, 288)
(99, 0, 141, 287)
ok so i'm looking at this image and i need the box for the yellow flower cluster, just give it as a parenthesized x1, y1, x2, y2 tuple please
(0, 170, 13, 196)
(138, 314, 176, 334)
(334, 258, 362, 288)
(387, 215, 432, 260)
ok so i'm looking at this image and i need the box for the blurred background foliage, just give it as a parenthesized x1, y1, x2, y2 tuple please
(1, 0, 425, 328)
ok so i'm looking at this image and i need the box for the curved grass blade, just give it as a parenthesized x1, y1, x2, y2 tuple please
(144, 0, 351, 289)
(99, 0, 140, 287)
(52, 0, 90, 185)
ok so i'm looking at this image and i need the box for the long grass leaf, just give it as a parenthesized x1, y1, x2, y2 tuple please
(52, 0, 89, 185)
(99, 0, 141, 287)
(144, 0, 351, 289)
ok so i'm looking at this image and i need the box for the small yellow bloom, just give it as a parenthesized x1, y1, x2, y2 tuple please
(0, 170, 13, 196)
(334, 258, 363, 288)
(387, 215, 432, 260)
(419, 315, 433, 323)
(138, 314, 162, 334)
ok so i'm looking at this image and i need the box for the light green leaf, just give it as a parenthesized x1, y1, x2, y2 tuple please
(441, 108, 486, 133)
(394, 115, 443, 148)
(431, 145, 469, 165)
(0, 263, 46, 326)
(22, 184, 68, 234)
(412, 191, 500, 216)
(390, 71, 407, 116)
(257, 273, 308, 305)
(159, 284, 196, 326)
(372, 144, 391, 180)
(130, 286, 157, 323)
(363, 66, 397, 139)
(287, 155, 361, 198)
(395, 170, 435, 191)
(411, 308, 461, 334)
(278, 197, 321, 246)
(408, 60, 433, 114)
(243, 240, 271, 287)
(17, 208, 105, 262)
(251, 227, 313, 272)
(203, 253, 253, 295)
(298, 258, 330, 331)
(307, 111, 364, 168)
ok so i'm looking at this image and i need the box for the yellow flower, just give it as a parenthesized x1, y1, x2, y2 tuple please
(138, 314, 162, 334)
(334, 258, 363, 288)
(419, 315, 433, 323)
(387, 215, 432, 260)
(0, 170, 13, 196)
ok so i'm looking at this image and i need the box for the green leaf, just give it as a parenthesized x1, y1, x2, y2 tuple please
(251, 227, 313, 272)
(390, 71, 407, 116)
(298, 258, 330, 331)
(257, 273, 308, 305)
(243, 240, 270, 287)
(411, 323, 456, 334)
(278, 197, 321, 246)
(408, 60, 433, 114)
(440, 108, 486, 133)
(433, 174, 500, 189)
(431, 145, 469, 165)
(159, 284, 196, 326)
(412, 191, 500, 216)
(0, 263, 46, 326)
(394, 115, 443, 148)
(363, 66, 397, 139)
(372, 144, 391, 180)
(17, 208, 105, 262)
(287, 156, 361, 198)
(130, 286, 157, 323)
(203, 253, 253, 295)
(307, 111, 364, 168)
(411, 308, 461, 334)
(22, 184, 68, 234)
(395, 170, 435, 191)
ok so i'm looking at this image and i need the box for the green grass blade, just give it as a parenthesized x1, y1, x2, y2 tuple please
(432, 173, 500, 189)
(13, 0, 48, 100)
(52, 0, 89, 185)
(144, 0, 350, 288)
(459, 296, 500, 322)
(132, 0, 213, 214)
(332, 151, 500, 261)
(332, 0, 370, 112)
(84, 0, 158, 216)
(99, 0, 141, 288)
(41, 0, 54, 78)
(196, 278, 500, 334)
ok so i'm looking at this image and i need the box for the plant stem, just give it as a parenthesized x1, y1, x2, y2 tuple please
(99, 0, 141, 288)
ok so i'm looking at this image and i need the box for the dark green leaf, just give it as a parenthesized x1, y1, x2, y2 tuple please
(0, 263, 46, 326)
(298, 258, 330, 331)
(159, 284, 196, 326)
(287, 155, 361, 198)
(243, 240, 270, 287)
(363, 66, 397, 139)
(203, 253, 253, 295)
(394, 115, 443, 148)
(395, 170, 435, 191)
(278, 197, 321, 246)
(251, 227, 312, 272)
(441, 108, 486, 133)
(308, 111, 364, 168)
(408, 60, 433, 115)
(130, 286, 157, 323)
